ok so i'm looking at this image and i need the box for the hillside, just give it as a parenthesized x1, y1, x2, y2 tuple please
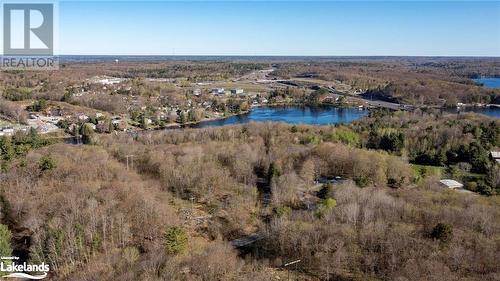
(0, 116, 498, 280)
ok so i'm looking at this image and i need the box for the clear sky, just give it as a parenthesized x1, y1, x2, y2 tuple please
(59, 1, 500, 56)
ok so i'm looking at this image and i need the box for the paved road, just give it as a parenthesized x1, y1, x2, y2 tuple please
(329, 90, 410, 111)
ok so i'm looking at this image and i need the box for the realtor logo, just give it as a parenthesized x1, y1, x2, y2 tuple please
(3, 3, 53, 55)
(1, 2, 57, 70)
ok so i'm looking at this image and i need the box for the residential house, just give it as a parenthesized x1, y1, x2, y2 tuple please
(490, 151, 500, 164)
(78, 114, 89, 121)
(111, 116, 123, 125)
(0, 127, 15, 136)
(231, 88, 244, 95)
(211, 88, 225, 95)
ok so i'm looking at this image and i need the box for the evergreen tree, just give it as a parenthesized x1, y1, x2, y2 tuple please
(0, 224, 12, 276)
(0, 137, 15, 161)
(164, 226, 188, 255)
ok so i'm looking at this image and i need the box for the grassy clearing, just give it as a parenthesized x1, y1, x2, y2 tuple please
(411, 164, 445, 182)
(0, 120, 14, 127)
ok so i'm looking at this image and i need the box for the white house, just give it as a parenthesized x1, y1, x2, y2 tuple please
(0, 127, 15, 136)
(439, 179, 464, 189)
(78, 114, 89, 121)
(211, 88, 225, 95)
(490, 151, 500, 164)
(231, 88, 244, 95)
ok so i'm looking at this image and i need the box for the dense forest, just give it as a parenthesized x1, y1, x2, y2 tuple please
(0, 111, 498, 280)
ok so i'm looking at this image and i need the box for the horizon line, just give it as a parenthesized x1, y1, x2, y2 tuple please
(56, 54, 500, 58)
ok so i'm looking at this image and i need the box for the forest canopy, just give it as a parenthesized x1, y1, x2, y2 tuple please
(0, 115, 498, 280)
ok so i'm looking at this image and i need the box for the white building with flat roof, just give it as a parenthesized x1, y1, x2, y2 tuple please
(439, 179, 464, 189)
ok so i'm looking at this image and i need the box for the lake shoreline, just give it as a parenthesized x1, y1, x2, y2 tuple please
(138, 102, 500, 132)
(473, 77, 500, 89)
(185, 104, 370, 129)
(155, 103, 369, 130)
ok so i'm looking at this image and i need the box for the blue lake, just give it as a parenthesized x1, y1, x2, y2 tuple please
(447, 107, 500, 119)
(467, 77, 500, 118)
(474, 77, 500, 89)
(189, 106, 369, 128)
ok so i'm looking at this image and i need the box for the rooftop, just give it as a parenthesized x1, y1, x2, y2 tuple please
(439, 179, 464, 189)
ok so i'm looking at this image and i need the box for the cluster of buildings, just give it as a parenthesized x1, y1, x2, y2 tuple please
(0, 106, 131, 138)
(0, 113, 62, 136)
(89, 76, 127, 85)
(26, 114, 62, 133)
(210, 88, 245, 96)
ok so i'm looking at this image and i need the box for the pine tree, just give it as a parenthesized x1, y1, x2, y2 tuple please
(0, 224, 12, 276)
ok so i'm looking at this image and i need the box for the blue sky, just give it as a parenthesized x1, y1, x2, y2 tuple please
(59, 1, 500, 56)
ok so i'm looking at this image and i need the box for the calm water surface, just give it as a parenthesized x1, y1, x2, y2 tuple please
(474, 77, 500, 89)
(467, 77, 500, 118)
(189, 106, 369, 128)
(447, 107, 500, 119)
